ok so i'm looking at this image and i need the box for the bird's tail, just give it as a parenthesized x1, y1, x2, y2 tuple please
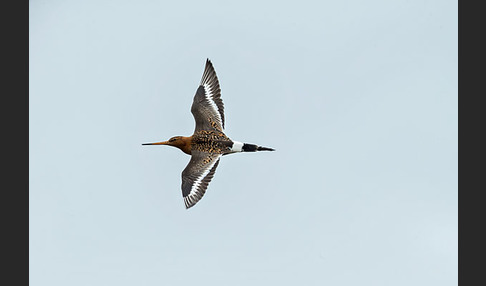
(230, 141, 275, 153)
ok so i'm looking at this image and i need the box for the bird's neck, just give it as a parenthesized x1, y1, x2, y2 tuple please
(176, 136, 192, 155)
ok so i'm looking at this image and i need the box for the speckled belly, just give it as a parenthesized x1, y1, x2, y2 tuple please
(191, 130, 233, 154)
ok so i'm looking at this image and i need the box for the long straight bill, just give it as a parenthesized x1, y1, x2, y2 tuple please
(142, 141, 168, 145)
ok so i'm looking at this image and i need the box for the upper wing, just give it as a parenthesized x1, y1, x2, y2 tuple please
(181, 150, 222, 209)
(191, 59, 225, 132)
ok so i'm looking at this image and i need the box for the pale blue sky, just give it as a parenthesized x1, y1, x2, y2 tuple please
(30, 0, 457, 285)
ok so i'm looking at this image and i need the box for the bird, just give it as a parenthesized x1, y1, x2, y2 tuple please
(143, 59, 275, 209)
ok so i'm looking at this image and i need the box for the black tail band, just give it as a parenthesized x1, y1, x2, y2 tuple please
(242, 143, 275, 152)
(257, 146, 275, 151)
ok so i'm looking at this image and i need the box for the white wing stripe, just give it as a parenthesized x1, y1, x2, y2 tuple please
(184, 155, 221, 207)
(203, 83, 223, 127)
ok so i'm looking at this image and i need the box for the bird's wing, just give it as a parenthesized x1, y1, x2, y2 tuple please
(181, 150, 222, 209)
(191, 59, 225, 132)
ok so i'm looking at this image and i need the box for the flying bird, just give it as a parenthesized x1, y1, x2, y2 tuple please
(143, 59, 275, 209)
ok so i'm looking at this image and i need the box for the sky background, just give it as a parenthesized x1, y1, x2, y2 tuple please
(30, 0, 457, 285)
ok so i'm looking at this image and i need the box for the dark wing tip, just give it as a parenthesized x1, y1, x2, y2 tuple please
(200, 59, 217, 84)
(204, 58, 213, 72)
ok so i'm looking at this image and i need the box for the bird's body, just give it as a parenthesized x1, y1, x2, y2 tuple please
(143, 59, 274, 209)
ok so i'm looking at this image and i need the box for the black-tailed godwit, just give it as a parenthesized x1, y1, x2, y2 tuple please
(143, 59, 274, 209)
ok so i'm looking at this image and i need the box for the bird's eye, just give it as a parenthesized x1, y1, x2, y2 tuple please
(169, 138, 176, 142)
